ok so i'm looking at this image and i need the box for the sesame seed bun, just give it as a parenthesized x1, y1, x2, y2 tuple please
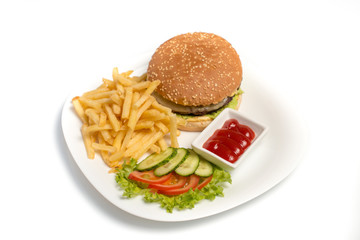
(147, 32, 242, 106)
(147, 32, 243, 131)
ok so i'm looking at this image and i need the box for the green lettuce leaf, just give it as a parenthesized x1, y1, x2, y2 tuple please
(115, 159, 232, 213)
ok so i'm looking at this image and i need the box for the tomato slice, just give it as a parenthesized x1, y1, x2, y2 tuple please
(128, 170, 172, 184)
(148, 174, 188, 190)
(158, 174, 200, 195)
(196, 175, 213, 190)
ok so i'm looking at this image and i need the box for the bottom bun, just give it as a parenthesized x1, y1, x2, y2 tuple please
(177, 95, 242, 132)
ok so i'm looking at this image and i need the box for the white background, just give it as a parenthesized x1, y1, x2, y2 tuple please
(1, 0, 359, 239)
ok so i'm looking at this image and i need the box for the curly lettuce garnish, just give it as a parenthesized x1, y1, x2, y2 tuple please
(115, 159, 232, 213)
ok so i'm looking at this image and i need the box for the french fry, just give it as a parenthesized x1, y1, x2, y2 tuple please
(85, 123, 112, 133)
(98, 111, 107, 127)
(157, 138, 168, 151)
(85, 108, 99, 125)
(151, 100, 172, 115)
(134, 80, 160, 108)
(84, 90, 117, 100)
(144, 80, 160, 94)
(110, 93, 122, 105)
(81, 124, 95, 159)
(79, 97, 101, 110)
(132, 91, 140, 105)
(126, 130, 148, 148)
(150, 144, 160, 154)
(97, 133, 111, 167)
(109, 149, 125, 164)
(130, 73, 147, 82)
(112, 67, 119, 81)
(113, 67, 134, 87)
(154, 121, 169, 134)
(140, 109, 167, 121)
(112, 103, 121, 115)
(112, 130, 126, 150)
(121, 70, 134, 78)
(127, 109, 139, 130)
(121, 87, 133, 119)
(136, 97, 156, 121)
(169, 113, 179, 148)
(104, 104, 121, 132)
(72, 97, 87, 123)
(124, 131, 157, 157)
(133, 131, 164, 160)
(117, 74, 134, 86)
(102, 78, 116, 89)
(116, 83, 125, 96)
(110, 130, 118, 138)
(135, 120, 154, 130)
(127, 92, 140, 129)
(100, 130, 114, 145)
(73, 68, 180, 170)
(92, 142, 117, 153)
(120, 128, 134, 152)
(93, 98, 112, 105)
(131, 81, 150, 91)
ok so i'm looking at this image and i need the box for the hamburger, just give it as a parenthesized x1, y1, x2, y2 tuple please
(147, 32, 243, 131)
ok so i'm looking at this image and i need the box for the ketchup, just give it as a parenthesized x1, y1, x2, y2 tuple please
(203, 119, 255, 163)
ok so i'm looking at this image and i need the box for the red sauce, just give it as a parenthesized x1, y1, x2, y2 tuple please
(203, 119, 255, 163)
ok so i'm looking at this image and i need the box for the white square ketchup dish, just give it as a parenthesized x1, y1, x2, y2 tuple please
(191, 108, 268, 171)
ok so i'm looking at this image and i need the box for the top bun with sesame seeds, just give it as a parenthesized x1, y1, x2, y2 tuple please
(147, 32, 243, 131)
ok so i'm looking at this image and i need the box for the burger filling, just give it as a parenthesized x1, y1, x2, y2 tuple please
(152, 88, 243, 117)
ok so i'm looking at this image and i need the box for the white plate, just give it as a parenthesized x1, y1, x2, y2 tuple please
(61, 54, 308, 222)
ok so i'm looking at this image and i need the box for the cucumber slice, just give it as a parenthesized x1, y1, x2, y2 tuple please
(136, 147, 177, 171)
(154, 148, 189, 176)
(194, 157, 214, 177)
(175, 149, 200, 176)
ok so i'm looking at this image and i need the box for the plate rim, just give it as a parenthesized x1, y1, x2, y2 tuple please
(60, 53, 308, 222)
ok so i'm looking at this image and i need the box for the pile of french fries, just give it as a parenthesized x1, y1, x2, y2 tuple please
(72, 67, 179, 171)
